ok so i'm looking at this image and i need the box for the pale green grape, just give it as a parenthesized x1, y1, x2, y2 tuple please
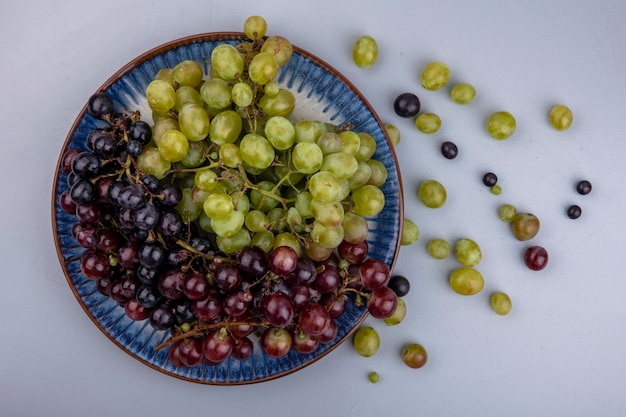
(264, 81, 280, 97)
(347, 161, 372, 190)
(401, 219, 419, 245)
(355, 132, 377, 161)
(303, 240, 334, 262)
(158, 129, 189, 162)
(338, 179, 350, 201)
(198, 211, 214, 233)
(231, 191, 250, 214)
(264, 116, 296, 150)
(295, 191, 314, 219)
(418, 180, 446, 208)
(174, 85, 204, 112)
(151, 116, 179, 146)
(294, 120, 326, 143)
(180, 140, 207, 168)
(427, 238, 450, 259)
(350, 185, 385, 217)
(454, 238, 482, 267)
(203, 193, 234, 218)
(550, 104, 573, 130)
(243, 15, 267, 40)
(249, 180, 281, 212)
(136, 146, 171, 179)
(219, 143, 243, 167)
(320, 152, 359, 179)
(498, 204, 517, 222)
(286, 206, 304, 231)
(385, 124, 401, 147)
(366, 159, 387, 187)
(178, 104, 210, 142)
(353, 326, 380, 357)
(273, 163, 304, 187)
(491, 292, 512, 315)
(260, 36, 293, 66)
(172, 60, 204, 88)
(310, 221, 344, 248)
(311, 199, 345, 227)
(176, 188, 202, 222)
(146, 79, 176, 116)
(273, 232, 302, 256)
(154, 68, 174, 85)
(421, 61, 450, 90)
(450, 83, 476, 105)
(200, 78, 232, 109)
(267, 207, 288, 232)
(384, 298, 406, 326)
(217, 228, 251, 254)
(259, 89, 295, 117)
(209, 110, 242, 145)
(249, 52, 279, 85)
(251, 230, 274, 253)
(449, 267, 484, 295)
(352, 35, 378, 68)
(338, 131, 361, 155)
(245, 209, 269, 232)
(194, 167, 219, 191)
(211, 210, 245, 237)
(210, 44, 244, 80)
(415, 113, 441, 134)
(316, 132, 343, 155)
(487, 111, 516, 140)
(342, 211, 369, 244)
(231, 82, 254, 107)
(308, 171, 342, 203)
(239, 133, 275, 170)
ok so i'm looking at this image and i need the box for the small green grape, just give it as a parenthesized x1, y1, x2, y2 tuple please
(415, 113, 441, 134)
(549, 104, 573, 130)
(450, 83, 476, 104)
(498, 204, 517, 222)
(454, 238, 482, 267)
(385, 124, 401, 147)
(383, 298, 406, 326)
(487, 111, 516, 140)
(427, 238, 450, 259)
(172, 60, 204, 88)
(338, 130, 361, 155)
(350, 185, 385, 217)
(490, 185, 502, 195)
(231, 82, 254, 107)
(136, 146, 171, 179)
(491, 292, 512, 315)
(368, 372, 380, 383)
(352, 35, 379, 68)
(401, 219, 419, 245)
(449, 267, 484, 295)
(356, 132, 376, 161)
(420, 61, 450, 90)
(418, 180, 447, 208)
(353, 326, 380, 357)
(158, 129, 189, 162)
(243, 15, 267, 40)
(146, 79, 176, 116)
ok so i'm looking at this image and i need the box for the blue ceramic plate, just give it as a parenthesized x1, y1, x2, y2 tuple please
(52, 33, 403, 384)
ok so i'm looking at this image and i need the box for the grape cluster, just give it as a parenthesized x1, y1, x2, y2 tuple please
(58, 16, 400, 368)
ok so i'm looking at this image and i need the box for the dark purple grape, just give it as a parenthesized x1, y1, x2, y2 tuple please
(87, 92, 114, 120)
(567, 204, 582, 219)
(107, 181, 125, 205)
(157, 268, 185, 300)
(313, 265, 340, 293)
(367, 287, 398, 319)
(94, 177, 114, 204)
(158, 211, 183, 237)
(150, 303, 175, 330)
(214, 264, 241, 293)
(75, 225, 98, 249)
(61, 148, 81, 173)
(128, 120, 152, 145)
(117, 184, 146, 209)
(183, 272, 209, 301)
(138, 241, 166, 269)
(483, 172, 498, 187)
(80, 249, 111, 280)
(70, 179, 95, 204)
(298, 303, 331, 336)
(193, 289, 223, 321)
(137, 265, 159, 284)
(92, 132, 117, 158)
(171, 299, 196, 325)
(141, 174, 160, 193)
(237, 246, 268, 280)
(75, 201, 103, 224)
(177, 338, 204, 367)
(126, 140, 143, 157)
(203, 329, 234, 364)
(231, 337, 254, 361)
(441, 141, 458, 159)
(59, 189, 77, 214)
(393, 92, 421, 118)
(262, 292, 294, 327)
(286, 257, 316, 285)
(117, 241, 139, 269)
(387, 274, 410, 297)
(576, 180, 592, 195)
(157, 184, 182, 207)
(72, 152, 101, 178)
(338, 240, 368, 265)
(66, 171, 81, 188)
(125, 298, 151, 321)
(190, 237, 212, 254)
(268, 246, 298, 275)
(136, 284, 162, 308)
(223, 291, 252, 317)
(97, 228, 121, 253)
(133, 202, 160, 231)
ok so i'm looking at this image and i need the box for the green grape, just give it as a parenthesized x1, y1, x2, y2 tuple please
(286, 206, 304, 231)
(239, 133, 275, 170)
(490, 185, 502, 195)
(401, 219, 419, 245)
(219, 143, 243, 167)
(216, 228, 252, 254)
(200, 78, 232, 109)
(260, 36, 293, 66)
(211, 210, 245, 237)
(174, 85, 204, 112)
(427, 238, 450, 259)
(498, 204, 517, 222)
(264, 116, 296, 150)
(264, 81, 280, 97)
(259, 89, 296, 117)
(449, 267, 484, 295)
(347, 161, 372, 190)
(294, 120, 326, 143)
(249, 180, 281, 212)
(356, 132, 377, 161)
(249, 52, 279, 85)
(210, 43, 244, 80)
(154, 68, 174, 85)
(420, 61, 450, 90)
(353, 326, 380, 357)
(491, 292, 512, 315)
(352, 35, 378, 68)
(267, 207, 288, 232)
(176, 188, 202, 222)
(158, 129, 189, 162)
(251, 230, 274, 253)
(194, 167, 219, 191)
(172, 60, 204, 88)
(311, 200, 345, 227)
(415, 113, 442, 134)
(350, 185, 385, 217)
(291, 142, 323, 175)
(550, 104, 573, 130)
(303, 240, 334, 262)
(146, 79, 176, 116)
(338, 179, 350, 201)
(385, 124, 401, 147)
(203, 193, 234, 218)
(368, 372, 380, 384)
(342, 211, 369, 244)
(418, 180, 447, 208)
(245, 209, 269, 232)
(450, 83, 476, 104)
(454, 238, 482, 267)
(181, 140, 207, 168)
(231, 82, 254, 108)
(295, 191, 314, 219)
(384, 297, 406, 326)
(198, 211, 214, 233)
(136, 146, 171, 179)
(209, 110, 242, 145)
(338, 131, 361, 155)
(243, 15, 267, 40)
(273, 233, 302, 256)
(231, 191, 250, 215)
(487, 111, 516, 140)
(317, 132, 343, 155)
(320, 152, 359, 179)
(308, 171, 342, 203)
(273, 163, 304, 187)
(151, 116, 179, 146)
(178, 104, 210, 142)
(310, 221, 344, 248)
(366, 159, 387, 187)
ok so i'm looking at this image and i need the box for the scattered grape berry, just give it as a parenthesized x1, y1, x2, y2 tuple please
(482, 172, 498, 187)
(440, 141, 458, 159)
(567, 204, 582, 219)
(524, 246, 549, 271)
(576, 180, 592, 195)
(393, 92, 421, 118)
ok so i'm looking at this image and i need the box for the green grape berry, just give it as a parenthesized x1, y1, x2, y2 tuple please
(449, 267, 484, 295)
(401, 219, 420, 245)
(498, 204, 517, 222)
(549, 104, 573, 130)
(243, 15, 267, 40)
(353, 326, 380, 357)
(415, 113, 441, 134)
(450, 83, 476, 104)
(352, 35, 378, 68)
(454, 238, 482, 267)
(420, 61, 450, 90)
(385, 124, 401, 147)
(487, 111, 516, 140)
(418, 179, 447, 208)
(491, 292, 512, 315)
(427, 238, 450, 259)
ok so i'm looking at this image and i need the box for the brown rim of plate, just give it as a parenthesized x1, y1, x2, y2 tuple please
(51, 31, 404, 384)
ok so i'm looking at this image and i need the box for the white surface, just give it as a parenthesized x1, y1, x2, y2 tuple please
(2, 0, 625, 415)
